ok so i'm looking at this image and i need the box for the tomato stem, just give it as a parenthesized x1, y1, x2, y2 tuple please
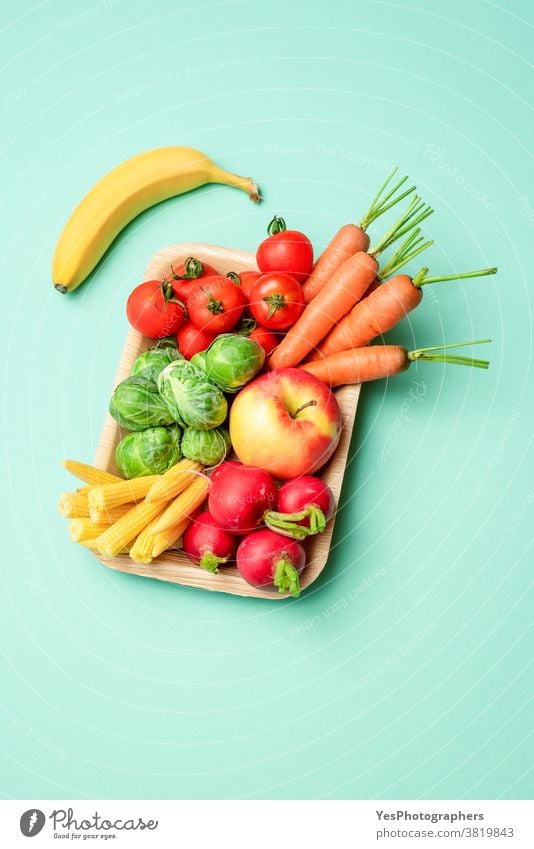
(263, 293, 286, 318)
(170, 256, 204, 280)
(201, 287, 224, 315)
(267, 215, 287, 236)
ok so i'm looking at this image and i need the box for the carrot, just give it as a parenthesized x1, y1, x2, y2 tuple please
(300, 340, 491, 387)
(302, 167, 416, 303)
(269, 196, 433, 370)
(310, 266, 497, 361)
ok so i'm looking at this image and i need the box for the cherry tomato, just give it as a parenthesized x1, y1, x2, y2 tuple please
(126, 280, 186, 339)
(248, 326, 279, 357)
(256, 216, 314, 283)
(168, 256, 219, 302)
(226, 270, 262, 302)
(187, 275, 246, 333)
(176, 321, 217, 360)
(249, 272, 305, 331)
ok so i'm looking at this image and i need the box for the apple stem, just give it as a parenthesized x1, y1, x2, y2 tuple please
(291, 399, 317, 418)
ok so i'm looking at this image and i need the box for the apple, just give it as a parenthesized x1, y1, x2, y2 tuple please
(229, 367, 342, 480)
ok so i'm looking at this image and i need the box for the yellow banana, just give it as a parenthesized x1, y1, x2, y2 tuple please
(52, 146, 261, 293)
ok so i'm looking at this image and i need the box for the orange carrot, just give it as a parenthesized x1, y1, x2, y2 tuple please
(302, 167, 416, 303)
(269, 196, 433, 370)
(300, 340, 491, 387)
(309, 266, 497, 361)
(269, 251, 378, 370)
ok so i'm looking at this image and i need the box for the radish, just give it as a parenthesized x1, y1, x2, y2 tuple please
(236, 528, 306, 597)
(208, 461, 277, 535)
(182, 511, 238, 573)
(264, 476, 335, 539)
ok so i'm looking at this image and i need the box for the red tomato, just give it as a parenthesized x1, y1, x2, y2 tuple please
(249, 272, 305, 331)
(168, 256, 219, 302)
(248, 326, 279, 357)
(176, 321, 217, 360)
(227, 270, 262, 301)
(187, 275, 246, 333)
(126, 280, 186, 339)
(256, 216, 314, 283)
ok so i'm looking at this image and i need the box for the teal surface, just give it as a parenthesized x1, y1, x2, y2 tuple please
(1, 0, 532, 801)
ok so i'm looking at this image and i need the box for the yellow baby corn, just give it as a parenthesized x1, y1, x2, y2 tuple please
(63, 459, 121, 486)
(150, 477, 209, 535)
(89, 475, 160, 512)
(69, 518, 110, 543)
(58, 492, 90, 518)
(146, 459, 203, 502)
(129, 525, 156, 565)
(151, 517, 190, 558)
(96, 500, 164, 558)
(89, 504, 132, 524)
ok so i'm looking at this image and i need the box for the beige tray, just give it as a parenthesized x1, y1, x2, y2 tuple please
(93, 243, 361, 598)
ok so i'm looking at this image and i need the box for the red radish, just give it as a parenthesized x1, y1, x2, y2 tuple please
(176, 320, 217, 360)
(256, 216, 314, 283)
(264, 476, 335, 539)
(236, 528, 306, 597)
(168, 256, 219, 302)
(208, 461, 277, 535)
(182, 511, 237, 573)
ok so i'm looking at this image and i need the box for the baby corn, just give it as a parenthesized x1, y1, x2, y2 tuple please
(63, 459, 121, 486)
(150, 477, 209, 535)
(96, 500, 164, 558)
(89, 475, 160, 512)
(146, 459, 203, 502)
(58, 492, 90, 518)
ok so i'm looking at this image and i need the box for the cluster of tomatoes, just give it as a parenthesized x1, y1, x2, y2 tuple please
(126, 216, 314, 359)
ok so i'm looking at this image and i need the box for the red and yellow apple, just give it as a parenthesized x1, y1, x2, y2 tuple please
(229, 368, 342, 480)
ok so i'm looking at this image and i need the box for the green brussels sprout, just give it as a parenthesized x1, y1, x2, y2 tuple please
(115, 424, 182, 478)
(190, 350, 208, 373)
(109, 375, 175, 431)
(181, 426, 231, 466)
(202, 333, 265, 392)
(131, 343, 180, 384)
(157, 359, 227, 430)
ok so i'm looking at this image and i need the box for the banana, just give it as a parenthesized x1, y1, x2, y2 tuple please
(52, 146, 261, 293)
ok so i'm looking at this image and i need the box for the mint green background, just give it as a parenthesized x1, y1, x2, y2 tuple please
(1, 0, 532, 801)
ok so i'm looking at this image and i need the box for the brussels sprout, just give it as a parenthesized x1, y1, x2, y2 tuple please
(109, 375, 175, 431)
(157, 359, 227, 430)
(181, 426, 231, 466)
(115, 424, 182, 478)
(201, 333, 265, 392)
(131, 343, 180, 384)
(190, 350, 208, 373)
